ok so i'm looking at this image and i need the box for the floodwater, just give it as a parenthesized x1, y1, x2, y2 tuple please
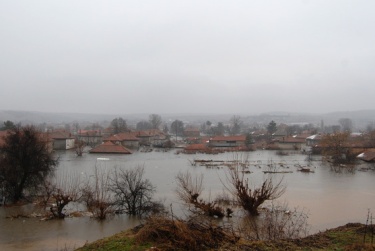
(1, 149, 375, 250)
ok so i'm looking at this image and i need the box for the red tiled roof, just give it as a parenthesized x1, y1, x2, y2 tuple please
(280, 136, 306, 143)
(104, 132, 139, 142)
(89, 141, 132, 154)
(294, 132, 313, 140)
(78, 130, 101, 136)
(200, 136, 211, 143)
(357, 149, 375, 162)
(49, 131, 74, 139)
(210, 135, 246, 142)
(184, 143, 208, 151)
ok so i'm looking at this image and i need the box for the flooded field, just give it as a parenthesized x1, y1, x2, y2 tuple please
(1, 149, 375, 250)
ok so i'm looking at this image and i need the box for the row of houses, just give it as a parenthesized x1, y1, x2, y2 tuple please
(3, 126, 375, 163)
(0, 128, 169, 152)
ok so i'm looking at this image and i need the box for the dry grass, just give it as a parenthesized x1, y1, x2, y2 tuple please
(135, 214, 238, 251)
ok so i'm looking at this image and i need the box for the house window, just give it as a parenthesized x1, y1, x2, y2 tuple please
(226, 141, 236, 144)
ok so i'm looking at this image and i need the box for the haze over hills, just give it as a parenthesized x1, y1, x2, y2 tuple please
(1, 109, 375, 131)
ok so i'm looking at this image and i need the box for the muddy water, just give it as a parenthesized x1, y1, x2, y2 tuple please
(1, 149, 375, 250)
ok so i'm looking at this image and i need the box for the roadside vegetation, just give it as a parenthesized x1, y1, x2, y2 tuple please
(76, 221, 375, 251)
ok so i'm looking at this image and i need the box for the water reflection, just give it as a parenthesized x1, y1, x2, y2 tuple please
(1, 149, 375, 250)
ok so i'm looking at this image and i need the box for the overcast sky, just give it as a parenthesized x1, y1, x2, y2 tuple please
(1, 0, 374, 115)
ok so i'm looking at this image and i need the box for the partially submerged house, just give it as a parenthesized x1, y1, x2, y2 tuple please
(103, 129, 168, 149)
(135, 129, 168, 147)
(104, 132, 140, 149)
(275, 135, 308, 150)
(272, 128, 288, 140)
(89, 141, 132, 154)
(208, 135, 246, 147)
(306, 134, 323, 146)
(49, 131, 75, 150)
(77, 130, 102, 147)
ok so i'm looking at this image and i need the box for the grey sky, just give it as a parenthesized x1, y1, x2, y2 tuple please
(1, 0, 374, 115)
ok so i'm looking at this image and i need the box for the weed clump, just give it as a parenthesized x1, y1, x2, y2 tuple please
(134, 214, 238, 251)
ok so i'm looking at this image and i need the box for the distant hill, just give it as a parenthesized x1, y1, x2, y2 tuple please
(0, 110, 116, 125)
(1, 109, 374, 130)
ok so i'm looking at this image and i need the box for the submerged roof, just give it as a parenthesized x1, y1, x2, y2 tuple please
(357, 149, 375, 162)
(89, 141, 132, 154)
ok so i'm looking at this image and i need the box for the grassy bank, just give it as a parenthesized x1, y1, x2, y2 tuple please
(76, 219, 375, 251)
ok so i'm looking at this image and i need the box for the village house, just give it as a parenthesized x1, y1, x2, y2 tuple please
(49, 131, 75, 150)
(150, 131, 169, 147)
(208, 135, 246, 147)
(134, 129, 168, 147)
(104, 132, 140, 149)
(274, 135, 308, 150)
(306, 134, 323, 146)
(77, 129, 103, 147)
(101, 127, 113, 138)
(103, 129, 169, 149)
(272, 127, 288, 140)
(132, 129, 169, 147)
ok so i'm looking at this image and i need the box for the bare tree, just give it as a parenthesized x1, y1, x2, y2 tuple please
(109, 166, 155, 215)
(0, 125, 58, 203)
(162, 124, 169, 134)
(226, 166, 285, 216)
(211, 122, 225, 136)
(176, 171, 204, 204)
(38, 175, 56, 211)
(111, 117, 128, 134)
(171, 120, 184, 137)
(81, 165, 114, 220)
(149, 114, 162, 129)
(321, 132, 353, 164)
(339, 118, 353, 132)
(229, 115, 242, 135)
(176, 171, 225, 218)
(136, 121, 152, 130)
(75, 139, 85, 157)
(49, 171, 82, 219)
